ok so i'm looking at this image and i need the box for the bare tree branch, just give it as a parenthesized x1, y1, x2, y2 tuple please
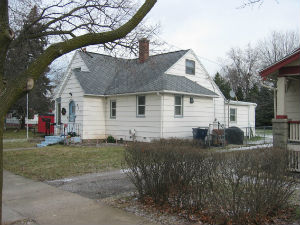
(3, 0, 157, 113)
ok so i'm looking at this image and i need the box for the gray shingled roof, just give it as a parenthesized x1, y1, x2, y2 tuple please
(73, 50, 218, 97)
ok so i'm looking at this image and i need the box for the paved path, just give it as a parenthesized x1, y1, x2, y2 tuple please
(46, 170, 135, 199)
(3, 171, 157, 225)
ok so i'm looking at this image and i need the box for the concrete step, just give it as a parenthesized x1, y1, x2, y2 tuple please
(37, 136, 64, 147)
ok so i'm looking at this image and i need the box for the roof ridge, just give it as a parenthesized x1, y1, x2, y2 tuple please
(78, 49, 190, 60)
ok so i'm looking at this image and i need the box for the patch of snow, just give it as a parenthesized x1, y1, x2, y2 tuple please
(223, 144, 273, 152)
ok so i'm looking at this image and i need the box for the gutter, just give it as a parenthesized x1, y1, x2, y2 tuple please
(84, 90, 219, 98)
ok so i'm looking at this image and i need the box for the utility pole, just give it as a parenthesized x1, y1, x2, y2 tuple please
(26, 92, 29, 140)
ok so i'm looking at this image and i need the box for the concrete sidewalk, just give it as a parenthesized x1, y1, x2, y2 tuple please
(3, 171, 157, 225)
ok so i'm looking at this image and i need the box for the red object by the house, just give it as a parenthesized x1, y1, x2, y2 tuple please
(38, 114, 55, 135)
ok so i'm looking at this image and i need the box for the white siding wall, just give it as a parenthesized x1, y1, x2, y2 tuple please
(55, 51, 89, 137)
(286, 79, 300, 120)
(165, 50, 226, 125)
(82, 96, 106, 139)
(161, 94, 214, 139)
(59, 72, 84, 135)
(225, 103, 256, 135)
(105, 94, 161, 142)
(70, 52, 89, 71)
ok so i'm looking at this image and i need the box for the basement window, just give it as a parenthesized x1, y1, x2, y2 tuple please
(186, 59, 195, 75)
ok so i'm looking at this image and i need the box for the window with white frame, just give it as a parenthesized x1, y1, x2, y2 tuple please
(186, 59, 195, 75)
(230, 108, 237, 122)
(174, 95, 183, 117)
(110, 100, 116, 119)
(56, 98, 61, 124)
(137, 95, 146, 117)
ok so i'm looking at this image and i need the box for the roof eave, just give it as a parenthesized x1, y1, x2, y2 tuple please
(259, 49, 300, 78)
(84, 90, 219, 98)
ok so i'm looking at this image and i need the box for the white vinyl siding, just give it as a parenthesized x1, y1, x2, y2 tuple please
(165, 50, 226, 125)
(82, 96, 106, 139)
(225, 103, 256, 136)
(162, 94, 214, 139)
(58, 72, 84, 136)
(106, 94, 161, 141)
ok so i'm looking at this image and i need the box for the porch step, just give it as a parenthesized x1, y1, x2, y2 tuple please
(37, 136, 64, 148)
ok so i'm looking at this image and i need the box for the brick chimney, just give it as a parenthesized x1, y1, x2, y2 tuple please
(139, 38, 149, 63)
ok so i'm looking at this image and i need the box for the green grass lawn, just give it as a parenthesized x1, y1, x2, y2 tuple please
(3, 141, 38, 149)
(3, 129, 42, 139)
(4, 145, 125, 181)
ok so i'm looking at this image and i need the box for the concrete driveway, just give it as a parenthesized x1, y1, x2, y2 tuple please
(3, 171, 157, 225)
(46, 170, 135, 199)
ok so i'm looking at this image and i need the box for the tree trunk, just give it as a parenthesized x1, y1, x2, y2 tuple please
(0, 113, 3, 223)
(0, 1, 157, 223)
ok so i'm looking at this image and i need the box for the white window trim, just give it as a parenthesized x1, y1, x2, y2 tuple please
(110, 100, 116, 119)
(136, 95, 146, 117)
(230, 107, 237, 123)
(174, 95, 183, 118)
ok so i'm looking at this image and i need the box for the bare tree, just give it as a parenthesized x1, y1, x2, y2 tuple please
(257, 30, 299, 69)
(222, 44, 260, 98)
(0, 0, 157, 221)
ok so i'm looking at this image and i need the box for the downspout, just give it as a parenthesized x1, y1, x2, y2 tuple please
(223, 99, 226, 127)
(227, 101, 230, 128)
(160, 92, 164, 138)
(248, 105, 250, 138)
(274, 88, 277, 118)
(104, 97, 107, 138)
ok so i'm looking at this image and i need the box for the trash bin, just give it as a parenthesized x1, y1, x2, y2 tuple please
(192, 128, 208, 141)
(225, 126, 244, 144)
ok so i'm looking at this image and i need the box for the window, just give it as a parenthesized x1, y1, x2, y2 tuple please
(137, 95, 146, 117)
(56, 98, 61, 124)
(174, 95, 183, 117)
(110, 100, 116, 119)
(230, 108, 237, 122)
(69, 101, 76, 122)
(186, 59, 195, 75)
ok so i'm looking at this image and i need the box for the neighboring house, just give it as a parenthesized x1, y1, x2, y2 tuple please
(25, 114, 39, 127)
(260, 48, 300, 151)
(55, 39, 256, 141)
(5, 111, 20, 129)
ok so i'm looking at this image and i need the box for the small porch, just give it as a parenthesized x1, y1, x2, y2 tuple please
(273, 69, 300, 151)
(260, 48, 300, 171)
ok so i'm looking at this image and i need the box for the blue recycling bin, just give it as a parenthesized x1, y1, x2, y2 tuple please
(192, 128, 208, 141)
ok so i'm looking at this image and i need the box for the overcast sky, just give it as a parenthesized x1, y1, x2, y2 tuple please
(146, 0, 300, 75)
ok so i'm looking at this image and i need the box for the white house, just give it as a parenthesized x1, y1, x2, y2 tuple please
(54, 39, 256, 141)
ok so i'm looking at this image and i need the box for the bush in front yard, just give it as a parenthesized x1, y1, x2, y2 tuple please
(124, 139, 297, 224)
(209, 148, 297, 224)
